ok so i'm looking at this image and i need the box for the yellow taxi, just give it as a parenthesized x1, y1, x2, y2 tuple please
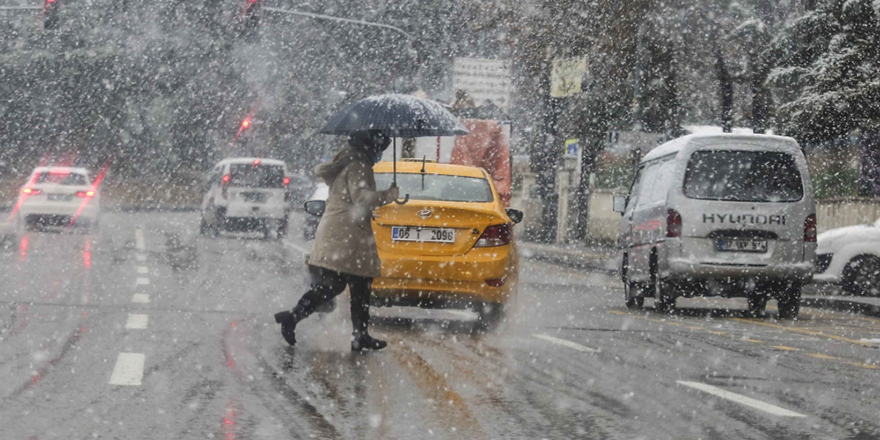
(370, 160, 523, 328)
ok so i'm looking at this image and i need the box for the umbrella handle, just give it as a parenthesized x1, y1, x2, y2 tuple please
(394, 194, 409, 205)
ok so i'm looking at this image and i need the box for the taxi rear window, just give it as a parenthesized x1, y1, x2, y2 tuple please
(229, 164, 284, 188)
(683, 150, 804, 202)
(375, 173, 493, 203)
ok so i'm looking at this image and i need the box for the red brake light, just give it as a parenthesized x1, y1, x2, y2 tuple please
(475, 224, 512, 248)
(666, 209, 682, 238)
(283, 177, 290, 186)
(23, 188, 42, 195)
(222, 174, 230, 184)
(253, 159, 260, 165)
(76, 190, 95, 197)
(804, 213, 817, 242)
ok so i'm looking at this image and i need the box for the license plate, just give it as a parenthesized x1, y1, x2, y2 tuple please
(718, 238, 768, 253)
(242, 192, 267, 203)
(392, 226, 455, 243)
(47, 194, 71, 201)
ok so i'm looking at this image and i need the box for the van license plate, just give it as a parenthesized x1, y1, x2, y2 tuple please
(718, 239, 768, 253)
(47, 194, 72, 201)
(242, 192, 267, 203)
(392, 227, 455, 243)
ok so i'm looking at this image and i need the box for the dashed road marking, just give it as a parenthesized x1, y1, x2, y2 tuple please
(135, 229, 146, 251)
(731, 318, 877, 347)
(136, 254, 146, 262)
(807, 353, 836, 360)
(136, 277, 150, 286)
(772, 345, 800, 351)
(131, 294, 150, 304)
(137, 266, 149, 274)
(533, 334, 599, 353)
(677, 381, 807, 418)
(126, 314, 149, 329)
(109, 352, 145, 386)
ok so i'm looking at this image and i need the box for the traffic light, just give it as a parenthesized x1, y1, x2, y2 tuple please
(43, 0, 60, 30)
(238, 0, 260, 40)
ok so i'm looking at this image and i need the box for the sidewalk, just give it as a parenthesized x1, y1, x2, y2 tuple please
(519, 241, 618, 273)
(801, 289, 880, 318)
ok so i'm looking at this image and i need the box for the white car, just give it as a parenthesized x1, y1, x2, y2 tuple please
(813, 217, 880, 296)
(200, 158, 291, 239)
(16, 167, 100, 230)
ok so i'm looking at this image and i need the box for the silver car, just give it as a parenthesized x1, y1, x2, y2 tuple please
(614, 134, 816, 318)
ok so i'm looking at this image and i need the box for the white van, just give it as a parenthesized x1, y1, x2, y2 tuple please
(200, 158, 291, 239)
(613, 134, 816, 318)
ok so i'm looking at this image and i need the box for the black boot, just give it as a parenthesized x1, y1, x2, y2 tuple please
(274, 310, 298, 346)
(351, 333, 387, 352)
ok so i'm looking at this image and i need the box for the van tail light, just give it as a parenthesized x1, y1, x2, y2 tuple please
(804, 213, 817, 242)
(76, 190, 95, 197)
(222, 174, 230, 185)
(22, 188, 42, 195)
(283, 177, 290, 186)
(666, 209, 682, 238)
(222, 174, 230, 199)
(474, 224, 512, 248)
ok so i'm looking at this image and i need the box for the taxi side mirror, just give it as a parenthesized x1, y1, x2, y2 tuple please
(612, 195, 628, 215)
(506, 208, 524, 224)
(304, 200, 326, 217)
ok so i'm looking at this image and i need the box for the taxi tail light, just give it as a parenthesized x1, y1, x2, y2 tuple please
(804, 213, 817, 242)
(23, 188, 42, 195)
(666, 209, 682, 238)
(76, 190, 95, 197)
(475, 224, 512, 248)
(485, 278, 505, 287)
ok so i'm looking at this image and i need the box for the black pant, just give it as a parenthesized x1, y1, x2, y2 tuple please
(292, 266, 372, 336)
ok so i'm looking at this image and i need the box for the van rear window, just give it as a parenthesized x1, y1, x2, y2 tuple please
(229, 164, 285, 188)
(683, 150, 803, 202)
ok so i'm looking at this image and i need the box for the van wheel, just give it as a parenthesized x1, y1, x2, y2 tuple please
(776, 282, 801, 320)
(624, 282, 644, 309)
(747, 295, 768, 318)
(842, 255, 880, 296)
(654, 279, 675, 314)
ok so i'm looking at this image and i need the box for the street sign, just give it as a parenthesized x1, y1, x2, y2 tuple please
(452, 58, 512, 113)
(564, 139, 579, 158)
(551, 57, 587, 98)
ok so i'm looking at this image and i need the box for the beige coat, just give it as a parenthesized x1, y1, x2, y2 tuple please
(308, 146, 395, 278)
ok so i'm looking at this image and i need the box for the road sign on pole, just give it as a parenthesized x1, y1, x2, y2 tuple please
(452, 58, 512, 113)
(551, 57, 587, 98)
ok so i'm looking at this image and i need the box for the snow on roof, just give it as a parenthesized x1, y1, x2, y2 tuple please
(683, 125, 765, 135)
(218, 157, 286, 166)
(32, 166, 89, 175)
(642, 133, 800, 162)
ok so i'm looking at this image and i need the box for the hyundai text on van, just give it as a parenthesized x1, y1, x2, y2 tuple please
(614, 134, 816, 318)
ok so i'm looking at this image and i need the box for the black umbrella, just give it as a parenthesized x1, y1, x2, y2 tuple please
(320, 94, 468, 204)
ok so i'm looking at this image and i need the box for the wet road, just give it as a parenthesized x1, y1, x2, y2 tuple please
(1, 212, 879, 439)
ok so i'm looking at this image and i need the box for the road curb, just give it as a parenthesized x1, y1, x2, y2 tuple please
(520, 242, 618, 274)
(802, 295, 880, 318)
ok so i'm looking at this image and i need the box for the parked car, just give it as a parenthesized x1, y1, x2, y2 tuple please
(200, 158, 291, 239)
(613, 134, 816, 318)
(302, 183, 328, 240)
(16, 166, 100, 230)
(813, 217, 880, 296)
(304, 161, 523, 328)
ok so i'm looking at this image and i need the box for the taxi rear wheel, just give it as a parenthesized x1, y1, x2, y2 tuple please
(476, 302, 505, 331)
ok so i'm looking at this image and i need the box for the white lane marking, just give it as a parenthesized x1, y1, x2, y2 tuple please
(131, 294, 150, 304)
(283, 241, 310, 254)
(136, 254, 146, 262)
(135, 229, 146, 251)
(533, 334, 599, 353)
(125, 314, 149, 330)
(136, 277, 150, 286)
(677, 381, 807, 418)
(137, 266, 149, 274)
(109, 353, 145, 386)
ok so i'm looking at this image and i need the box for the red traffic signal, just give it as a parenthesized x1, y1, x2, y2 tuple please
(234, 115, 254, 142)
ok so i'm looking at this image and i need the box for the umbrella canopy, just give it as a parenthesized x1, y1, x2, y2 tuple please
(320, 94, 468, 137)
